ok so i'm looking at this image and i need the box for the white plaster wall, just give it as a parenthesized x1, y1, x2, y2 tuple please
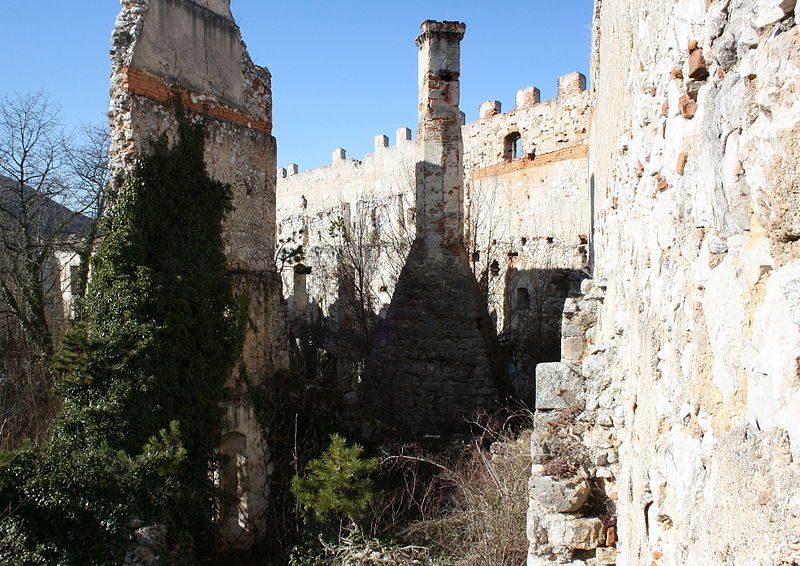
(276, 85, 592, 332)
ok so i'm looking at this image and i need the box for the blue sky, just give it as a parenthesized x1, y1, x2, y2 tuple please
(0, 1, 593, 171)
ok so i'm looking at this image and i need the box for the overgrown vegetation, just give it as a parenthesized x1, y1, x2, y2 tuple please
(283, 411, 533, 566)
(292, 434, 379, 525)
(0, 116, 242, 565)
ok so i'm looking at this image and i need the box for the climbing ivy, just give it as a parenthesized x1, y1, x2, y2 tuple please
(0, 117, 242, 565)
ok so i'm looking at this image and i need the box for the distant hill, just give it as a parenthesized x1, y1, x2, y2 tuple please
(0, 174, 93, 241)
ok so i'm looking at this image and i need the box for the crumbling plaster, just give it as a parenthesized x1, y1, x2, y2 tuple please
(109, 0, 289, 550)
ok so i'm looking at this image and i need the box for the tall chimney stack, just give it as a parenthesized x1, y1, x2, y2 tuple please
(415, 20, 467, 255)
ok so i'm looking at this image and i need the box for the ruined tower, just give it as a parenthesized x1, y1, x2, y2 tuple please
(362, 21, 502, 433)
(109, 0, 289, 549)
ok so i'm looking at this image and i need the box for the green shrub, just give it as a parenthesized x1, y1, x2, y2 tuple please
(291, 434, 379, 525)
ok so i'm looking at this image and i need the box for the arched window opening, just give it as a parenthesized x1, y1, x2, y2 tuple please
(219, 432, 249, 533)
(503, 131, 521, 160)
(515, 287, 530, 310)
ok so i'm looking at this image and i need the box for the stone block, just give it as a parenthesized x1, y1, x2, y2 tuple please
(331, 148, 346, 163)
(515, 86, 541, 109)
(479, 100, 501, 119)
(688, 48, 709, 80)
(374, 134, 389, 150)
(558, 72, 587, 96)
(561, 336, 585, 363)
(754, 0, 796, 27)
(396, 126, 412, 143)
(536, 362, 583, 409)
(596, 546, 617, 564)
(562, 321, 583, 338)
(679, 94, 697, 119)
(546, 516, 604, 550)
(580, 278, 595, 295)
(531, 475, 590, 512)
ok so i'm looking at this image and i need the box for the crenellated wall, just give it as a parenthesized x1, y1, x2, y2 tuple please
(276, 73, 592, 395)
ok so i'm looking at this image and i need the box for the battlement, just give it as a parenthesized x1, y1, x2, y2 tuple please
(416, 20, 467, 45)
(477, 72, 587, 120)
(278, 72, 587, 179)
(278, 125, 416, 177)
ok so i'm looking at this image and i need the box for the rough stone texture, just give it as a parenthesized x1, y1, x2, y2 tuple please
(587, 0, 800, 564)
(531, 475, 591, 513)
(526, 280, 623, 565)
(535, 362, 584, 410)
(360, 21, 502, 433)
(123, 524, 164, 566)
(109, 0, 290, 549)
(276, 80, 591, 333)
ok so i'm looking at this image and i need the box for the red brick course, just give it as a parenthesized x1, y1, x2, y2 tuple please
(473, 144, 588, 179)
(119, 66, 272, 134)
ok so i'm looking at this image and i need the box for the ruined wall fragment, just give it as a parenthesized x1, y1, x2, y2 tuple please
(275, 74, 592, 403)
(109, 0, 289, 549)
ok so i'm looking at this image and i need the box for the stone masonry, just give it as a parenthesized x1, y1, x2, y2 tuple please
(577, 0, 800, 564)
(276, 78, 592, 337)
(109, 0, 289, 550)
(276, 66, 592, 405)
(361, 21, 503, 433)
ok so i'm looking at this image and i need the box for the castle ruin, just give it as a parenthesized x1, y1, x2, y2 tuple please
(359, 21, 503, 433)
(104, 0, 800, 563)
(108, 0, 290, 548)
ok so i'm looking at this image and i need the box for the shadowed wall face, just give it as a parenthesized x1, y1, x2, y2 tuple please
(362, 21, 502, 434)
(109, 0, 290, 550)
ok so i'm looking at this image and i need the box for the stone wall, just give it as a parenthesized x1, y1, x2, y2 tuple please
(109, 0, 289, 549)
(526, 278, 623, 565)
(584, 0, 800, 564)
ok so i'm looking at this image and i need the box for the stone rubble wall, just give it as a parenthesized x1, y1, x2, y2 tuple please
(109, 0, 290, 550)
(586, 0, 800, 564)
(527, 279, 624, 566)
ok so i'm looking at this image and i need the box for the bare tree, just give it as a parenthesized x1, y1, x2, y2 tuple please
(465, 175, 508, 323)
(0, 92, 108, 448)
(63, 123, 110, 320)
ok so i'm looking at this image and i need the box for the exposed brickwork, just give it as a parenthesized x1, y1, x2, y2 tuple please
(109, 0, 288, 551)
(120, 66, 272, 134)
(473, 144, 589, 179)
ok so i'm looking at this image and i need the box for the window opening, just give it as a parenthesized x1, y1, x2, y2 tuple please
(515, 287, 530, 310)
(504, 131, 521, 160)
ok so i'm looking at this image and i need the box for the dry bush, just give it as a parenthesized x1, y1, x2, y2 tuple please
(374, 413, 533, 566)
(288, 411, 534, 566)
(0, 333, 59, 450)
(310, 526, 434, 565)
(406, 441, 531, 565)
(535, 407, 591, 479)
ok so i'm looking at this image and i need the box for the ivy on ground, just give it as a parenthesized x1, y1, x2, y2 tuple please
(0, 117, 242, 565)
